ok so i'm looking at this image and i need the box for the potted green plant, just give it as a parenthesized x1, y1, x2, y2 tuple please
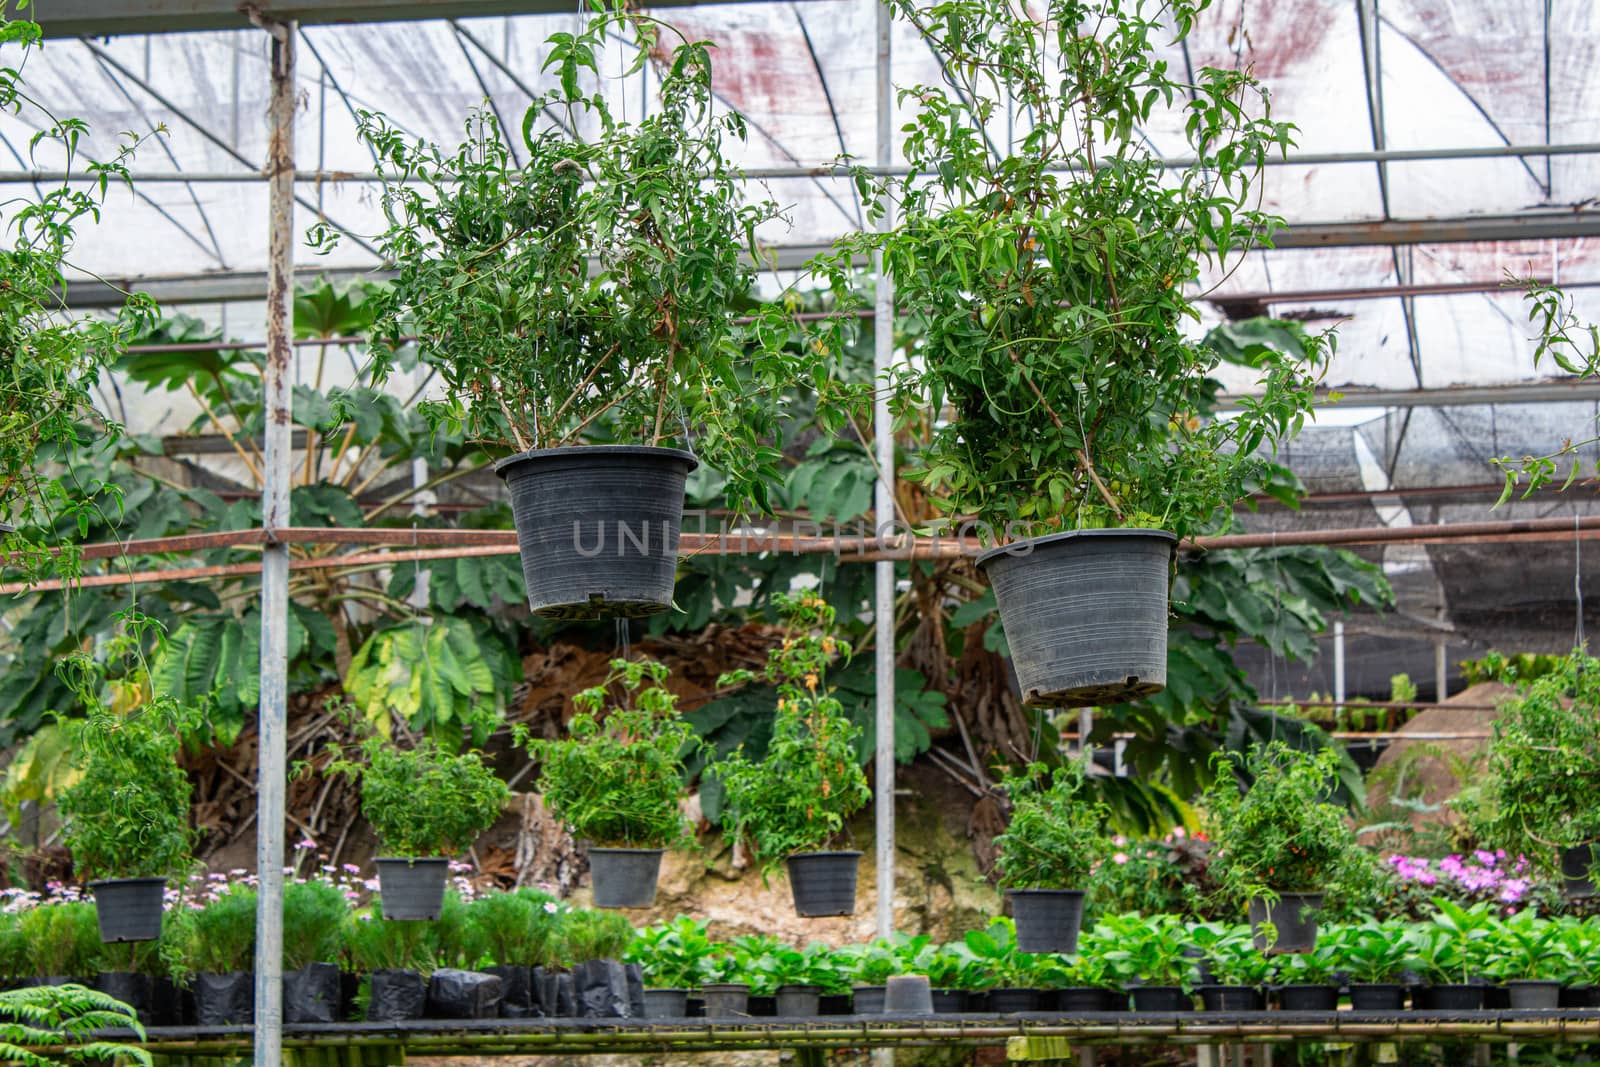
(57, 680, 194, 944)
(1094, 913, 1195, 1012)
(326, 9, 841, 621)
(992, 760, 1103, 954)
(1406, 899, 1495, 1010)
(520, 659, 696, 909)
(329, 737, 510, 920)
(835, 939, 902, 1014)
(1189, 924, 1269, 1012)
(173, 885, 257, 1024)
(1485, 911, 1568, 1010)
(952, 921, 1043, 1012)
(343, 906, 435, 1021)
(18, 903, 101, 986)
(468, 888, 560, 1018)
(1328, 919, 1411, 1010)
(1273, 943, 1341, 1011)
(625, 916, 715, 1019)
(1059, 951, 1121, 1013)
(715, 593, 872, 917)
(831, 0, 1326, 707)
(1204, 743, 1362, 953)
(282, 880, 350, 1024)
(1478, 651, 1600, 895)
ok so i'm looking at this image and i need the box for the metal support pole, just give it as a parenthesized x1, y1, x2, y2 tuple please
(253, 16, 296, 1067)
(1334, 620, 1346, 711)
(871, 0, 895, 942)
(1435, 640, 1448, 702)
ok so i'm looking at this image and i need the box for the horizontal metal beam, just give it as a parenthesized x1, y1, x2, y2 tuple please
(1209, 277, 1600, 317)
(1217, 379, 1600, 411)
(64, 267, 390, 307)
(1269, 211, 1600, 248)
(18, 0, 771, 37)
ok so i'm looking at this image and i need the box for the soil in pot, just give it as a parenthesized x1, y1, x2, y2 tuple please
(1349, 984, 1407, 1011)
(1248, 894, 1323, 954)
(1198, 985, 1265, 1012)
(987, 988, 1040, 1013)
(93, 972, 153, 1025)
(367, 970, 427, 1022)
(1130, 986, 1191, 1012)
(774, 985, 822, 1017)
(283, 962, 342, 1024)
(588, 848, 663, 909)
(494, 446, 698, 619)
(1507, 980, 1561, 1010)
(1006, 889, 1086, 954)
(89, 878, 166, 944)
(375, 858, 448, 921)
(1562, 843, 1600, 899)
(193, 972, 253, 1026)
(643, 988, 688, 1018)
(1277, 985, 1339, 1012)
(977, 529, 1176, 707)
(851, 985, 886, 1014)
(930, 989, 967, 1013)
(700, 983, 750, 1018)
(1424, 985, 1486, 1011)
(786, 851, 861, 917)
(484, 964, 533, 1018)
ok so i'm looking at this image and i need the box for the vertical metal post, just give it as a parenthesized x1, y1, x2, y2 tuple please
(1435, 639, 1448, 702)
(1333, 620, 1346, 710)
(871, 0, 896, 942)
(254, 17, 296, 1067)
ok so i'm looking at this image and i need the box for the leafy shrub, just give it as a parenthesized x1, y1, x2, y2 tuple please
(553, 908, 633, 968)
(1087, 829, 1217, 920)
(714, 594, 871, 872)
(173, 886, 256, 975)
(0, 983, 151, 1067)
(329, 737, 510, 858)
(624, 917, 716, 990)
(432, 891, 488, 970)
(993, 760, 1104, 889)
(342, 909, 434, 974)
(283, 880, 350, 971)
(523, 659, 696, 849)
(18, 904, 100, 978)
(469, 888, 560, 968)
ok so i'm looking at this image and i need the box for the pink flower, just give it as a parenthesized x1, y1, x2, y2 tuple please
(1112, 852, 1129, 865)
(342, 864, 362, 875)
(294, 838, 317, 851)
(1170, 827, 1187, 840)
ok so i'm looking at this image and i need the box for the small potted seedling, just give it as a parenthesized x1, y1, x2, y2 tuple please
(715, 594, 871, 917)
(521, 659, 697, 909)
(1190, 924, 1269, 1012)
(992, 760, 1103, 954)
(1328, 919, 1411, 1010)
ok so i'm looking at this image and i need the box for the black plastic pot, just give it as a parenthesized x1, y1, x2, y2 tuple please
(1349, 984, 1407, 1011)
(1248, 893, 1323, 953)
(484, 964, 533, 1018)
(643, 988, 688, 1018)
(1006, 889, 1086, 954)
(1057, 987, 1107, 1013)
(1100, 989, 1129, 1012)
(1507, 980, 1561, 1010)
(1563, 843, 1600, 899)
(1130, 986, 1190, 1012)
(700, 983, 750, 1018)
(1482, 983, 1510, 1010)
(1560, 985, 1600, 1008)
(818, 993, 853, 1016)
(774, 984, 822, 1017)
(1277, 984, 1339, 1011)
(966, 991, 991, 1012)
(375, 857, 448, 921)
(340, 971, 361, 1021)
(284, 962, 341, 1024)
(1198, 985, 1265, 1012)
(428, 968, 503, 1019)
(153, 976, 184, 1026)
(786, 851, 861, 917)
(533, 969, 576, 1018)
(588, 848, 664, 909)
(746, 994, 777, 1017)
(977, 529, 1176, 707)
(89, 878, 166, 943)
(367, 969, 426, 1022)
(851, 985, 886, 1014)
(987, 987, 1040, 1013)
(93, 972, 154, 1025)
(570, 959, 630, 1018)
(1424, 984, 1485, 1010)
(193, 972, 253, 1025)
(931, 988, 968, 1013)
(494, 445, 698, 620)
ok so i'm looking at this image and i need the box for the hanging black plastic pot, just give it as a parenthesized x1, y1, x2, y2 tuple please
(1277, 984, 1339, 1011)
(375, 858, 448, 920)
(483, 965, 533, 1017)
(93, 972, 154, 1025)
(89, 878, 166, 943)
(1248, 893, 1323, 954)
(643, 988, 688, 1018)
(1130, 986, 1191, 1012)
(977, 529, 1177, 708)
(1507, 980, 1561, 1010)
(786, 851, 861, 917)
(1198, 985, 1265, 1012)
(283, 963, 342, 1024)
(774, 984, 821, 1017)
(1562, 843, 1600, 898)
(494, 446, 698, 620)
(193, 972, 253, 1025)
(588, 848, 664, 909)
(367, 970, 426, 1022)
(1349, 984, 1407, 1011)
(1006, 889, 1086, 954)
(699, 983, 750, 1018)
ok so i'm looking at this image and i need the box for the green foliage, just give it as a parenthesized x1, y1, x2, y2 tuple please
(173, 886, 256, 975)
(951, 920, 1040, 989)
(468, 888, 560, 968)
(827, 0, 1325, 538)
(57, 659, 194, 881)
(1204, 742, 1367, 903)
(344, 616, 516, 752)
(342, 908, 434, 974)
(432, 891, 488, 970)
(0, 982, 151, 1067)
(283, 880, 350, 971)
(1481, 910, 1571, 984)
(316, 8, 857, 517)
(624, 917, 715, 990)
(713, 594, 872, 872)
(1325, 919, 1412, 984)
(992, 761, 1104, 889)
(1405, 898, 1497, 985)
(522, 658, 696, 849)
(1461, 650, 1569, 688)
(329, 735, 510, 858)
(1274, 942, 1341, 985)
(727, 937, 843, 996)
(18, 905, 101, 978)
(1477, 651, 1600, 863)
(1188, 923, 1272, 986)
(1086, 912, 1195, 990)
(553, 909, 634, 968)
